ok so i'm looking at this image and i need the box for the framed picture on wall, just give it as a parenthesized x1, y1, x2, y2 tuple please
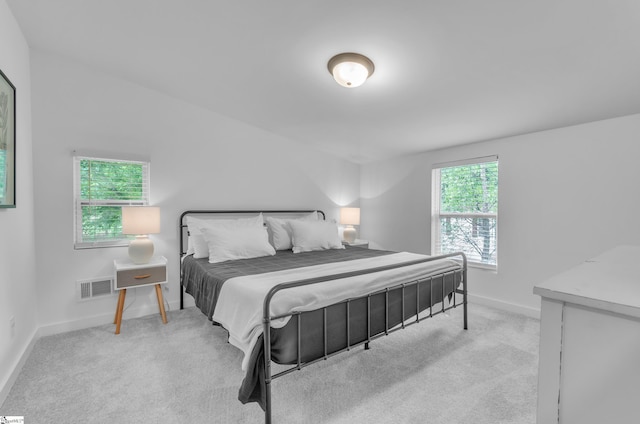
(0, 68, 16, 208)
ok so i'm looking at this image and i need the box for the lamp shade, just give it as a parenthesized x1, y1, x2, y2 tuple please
(340, 207, 360, 226)
(122, 206, 160, 235)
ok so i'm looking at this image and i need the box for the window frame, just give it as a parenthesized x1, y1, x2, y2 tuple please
(73, 155, 151, 249)
(431, 155, 498, 270)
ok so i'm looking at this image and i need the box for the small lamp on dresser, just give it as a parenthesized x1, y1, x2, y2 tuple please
(122, 206, 160, 264)
(340, 207, 360, 243)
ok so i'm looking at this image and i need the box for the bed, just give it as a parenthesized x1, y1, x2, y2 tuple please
(179, 210, 468, 423)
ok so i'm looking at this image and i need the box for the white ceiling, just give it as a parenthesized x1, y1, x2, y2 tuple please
(7, 0, 640, 163)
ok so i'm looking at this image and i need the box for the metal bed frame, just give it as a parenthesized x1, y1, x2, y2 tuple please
(179, 210, 468, 424)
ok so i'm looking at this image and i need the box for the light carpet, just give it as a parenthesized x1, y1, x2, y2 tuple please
(0, 303, 539, 423)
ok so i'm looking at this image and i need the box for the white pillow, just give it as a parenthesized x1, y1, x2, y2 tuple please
(186, 214, 264, 259)
(200, 225, 275, 263)
(265, 212, 318, 250)
(289, 220, 344, 253)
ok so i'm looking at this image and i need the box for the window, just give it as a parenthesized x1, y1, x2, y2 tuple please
(74, 156, 150, 249)
(432, 156, 498, 268)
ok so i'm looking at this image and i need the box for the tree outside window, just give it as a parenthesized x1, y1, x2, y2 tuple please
(432, 157, 498, 268)
(74, 157, 150, 248)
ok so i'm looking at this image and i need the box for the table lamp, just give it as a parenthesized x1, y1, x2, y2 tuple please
(340, 207, 360, 243)
(122, 206, 160, 264)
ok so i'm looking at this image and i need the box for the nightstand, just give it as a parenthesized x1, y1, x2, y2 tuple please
(342, 239, 369, 248)
(113, 255, 168, 334)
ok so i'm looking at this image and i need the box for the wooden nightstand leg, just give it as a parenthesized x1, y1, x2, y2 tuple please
(114, 289, 124, 324)
(155, 284, 168, 324)
(115, 289, 126, 334)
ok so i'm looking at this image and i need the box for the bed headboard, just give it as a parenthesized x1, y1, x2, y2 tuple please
(179, 210, 326, 258)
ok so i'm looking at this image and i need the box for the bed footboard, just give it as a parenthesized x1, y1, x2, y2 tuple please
(261, 252, 468, 424)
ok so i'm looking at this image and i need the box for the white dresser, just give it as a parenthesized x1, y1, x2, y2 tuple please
(534, 245, 640, 424)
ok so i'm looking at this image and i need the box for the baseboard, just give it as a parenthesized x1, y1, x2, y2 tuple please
(2, 295, 524, 405)
(37, 299, 182, 337)
(0, 328, 39, 408)
(1, 298, 182, 405)
(468, 293, 540, 319)
(26, 294, 534, 338)
(1, 299, 182, 406)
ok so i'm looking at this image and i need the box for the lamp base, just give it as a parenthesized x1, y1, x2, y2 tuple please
(128, 235, 154, 264)
(343, 226, 357, 244)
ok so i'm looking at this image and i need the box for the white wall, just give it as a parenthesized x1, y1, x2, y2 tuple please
(0, 0, 37, 404)
(361, 114, 640, 315)
(30, 49, 360, 334)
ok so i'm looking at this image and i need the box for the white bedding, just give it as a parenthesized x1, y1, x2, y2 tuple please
(211, 252, 460, 371)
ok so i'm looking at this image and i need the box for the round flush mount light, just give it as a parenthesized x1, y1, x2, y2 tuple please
(327, 52, 375, 88)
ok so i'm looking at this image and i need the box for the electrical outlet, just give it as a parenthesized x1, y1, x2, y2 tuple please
(9, 315, 15, 337)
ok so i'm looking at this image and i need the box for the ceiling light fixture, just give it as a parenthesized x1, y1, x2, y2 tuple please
(327, 53, 375, 88)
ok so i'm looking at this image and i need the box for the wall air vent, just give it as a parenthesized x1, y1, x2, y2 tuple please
(77, 277, 114, 301)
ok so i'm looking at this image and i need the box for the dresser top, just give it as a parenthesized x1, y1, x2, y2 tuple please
(534, 245, 640, 318)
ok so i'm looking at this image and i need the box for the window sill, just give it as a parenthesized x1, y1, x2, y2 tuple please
(467, 262, 497, 272)
(74, 241, 129, 250)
